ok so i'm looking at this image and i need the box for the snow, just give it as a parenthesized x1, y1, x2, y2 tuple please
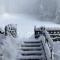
(0, 14, 60, 60)
(44, 30, 53, 50)
(0, 34, 17, 60)
(0, 14, 60, 38)
(38, 35, 51, 60)
(53, 41, 60, 60)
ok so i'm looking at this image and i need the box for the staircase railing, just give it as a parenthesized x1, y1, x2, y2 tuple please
(34, 26, 54, 60)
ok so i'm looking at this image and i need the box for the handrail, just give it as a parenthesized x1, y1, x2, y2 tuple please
(40, 32, 53, 60)
(41, 39, 47, 60)
(44, 33, 53, 60)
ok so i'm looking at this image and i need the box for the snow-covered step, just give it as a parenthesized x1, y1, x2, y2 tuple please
(24, 40, 42, 43)
(21, 42, 42, 45)
(21, 46, 43, 50)
(21, 48, 43, 51)
(21, 42, 41, 45)
(20, 51, 44, 56)
(20, 50, 44, 54)
(25, 38, 40, 41)
(21, 44, 41, 47)
(20, 55, 45, 60)
(17, 46, 42, 51)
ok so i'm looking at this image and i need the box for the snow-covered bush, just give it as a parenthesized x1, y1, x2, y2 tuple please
(5, 24, 17, 38)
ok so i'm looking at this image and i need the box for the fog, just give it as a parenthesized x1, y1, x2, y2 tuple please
(0, 0, 60, 22)
(0, 0, 40, 15)
(0, 0, 57, 14)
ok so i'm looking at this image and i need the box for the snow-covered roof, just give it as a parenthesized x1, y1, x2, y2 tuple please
(46, 27, 60, 31)
(35, 27, 60, 31)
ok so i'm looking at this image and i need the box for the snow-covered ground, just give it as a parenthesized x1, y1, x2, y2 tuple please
(53, 41, 60, 60)
(0, 14, 60, 60)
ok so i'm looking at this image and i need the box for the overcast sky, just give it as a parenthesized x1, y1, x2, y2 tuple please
(0, 0, 40, 15)
(0, 0, 60, 18)
(0, 0, 57, 13)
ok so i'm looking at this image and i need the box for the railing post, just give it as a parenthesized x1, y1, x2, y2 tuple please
(51, 49, 52, 59)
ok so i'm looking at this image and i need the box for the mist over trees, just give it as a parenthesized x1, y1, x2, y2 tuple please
(0, 0, 60, 22)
